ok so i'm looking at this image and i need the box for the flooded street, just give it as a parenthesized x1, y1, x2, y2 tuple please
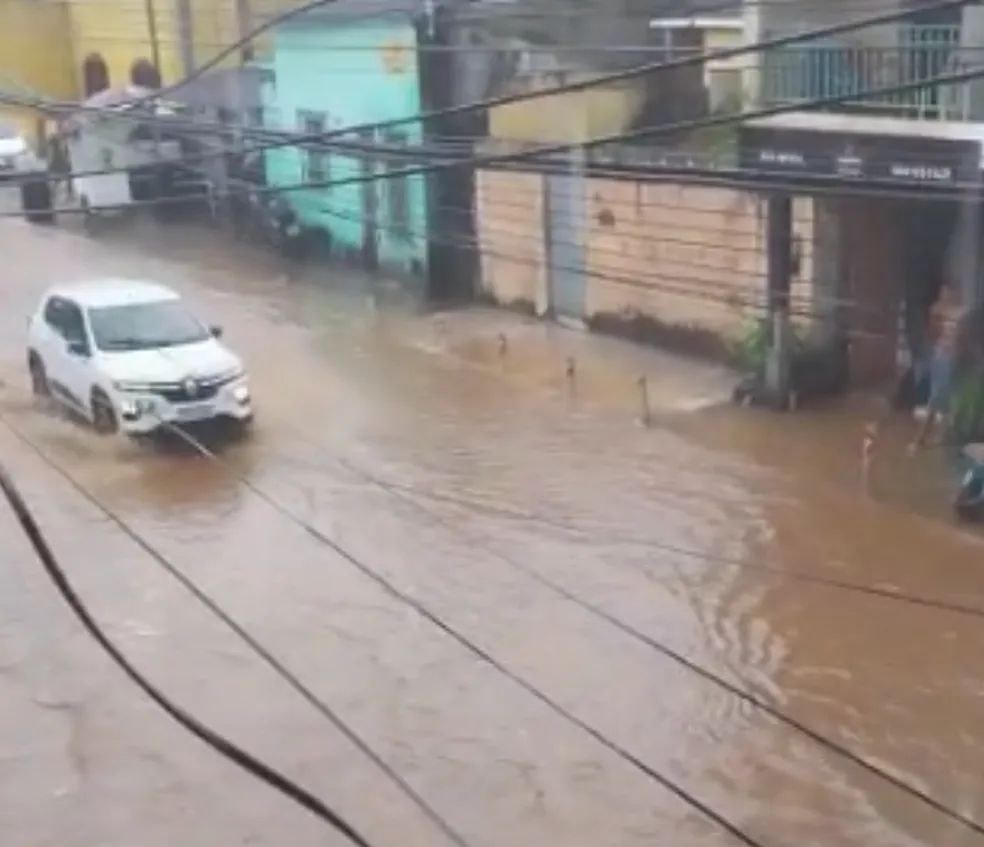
(2, 209, 984, 847)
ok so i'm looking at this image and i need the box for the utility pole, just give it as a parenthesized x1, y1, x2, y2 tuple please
(236, 0, 254, 62)
(176, 0, 195, 76)
(144, 0, 162, 79)
(765, 193, 793, 409)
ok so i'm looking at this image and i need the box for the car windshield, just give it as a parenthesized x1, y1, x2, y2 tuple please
(88, 300, 210, 351)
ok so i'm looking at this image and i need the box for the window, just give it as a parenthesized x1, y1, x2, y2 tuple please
(87, 301, 210, 352)
(45, 297, 86, 344)
(44, 297, 67, 334)
(384, 131, 409, 238)
(61, 302, 86, 345)
(299, 111, 328, 184)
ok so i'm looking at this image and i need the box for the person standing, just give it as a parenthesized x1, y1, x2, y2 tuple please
(909, 289, 958, 453)
(47, 131, 72, 202)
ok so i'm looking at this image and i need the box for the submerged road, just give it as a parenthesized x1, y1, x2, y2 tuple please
(1, 210, 984, 847)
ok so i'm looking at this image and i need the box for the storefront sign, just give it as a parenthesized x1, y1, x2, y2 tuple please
(739, 124, 980, 189)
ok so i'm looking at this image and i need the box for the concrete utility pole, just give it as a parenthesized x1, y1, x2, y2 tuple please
(765, 193, 793, 409)
(236, 0, 255, 61)
(176, 0, 195, 76)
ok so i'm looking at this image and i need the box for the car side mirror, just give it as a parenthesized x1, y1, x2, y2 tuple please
(66, 338, 89, 357)
(210, 325, 223, 339)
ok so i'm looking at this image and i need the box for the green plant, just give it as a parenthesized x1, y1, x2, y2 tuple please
(733, 319, 806, 375)
(951, 372, 984, 443)
(733, 319, 770, 375)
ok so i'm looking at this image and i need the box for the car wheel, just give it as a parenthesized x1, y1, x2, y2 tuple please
(28, 353, 49, 397)
(91, 390, 118, 435)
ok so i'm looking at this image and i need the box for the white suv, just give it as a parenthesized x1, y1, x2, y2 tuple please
(27, 279, 252, 436)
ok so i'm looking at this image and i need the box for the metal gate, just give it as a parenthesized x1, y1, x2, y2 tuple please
(546, 165, 586, 323)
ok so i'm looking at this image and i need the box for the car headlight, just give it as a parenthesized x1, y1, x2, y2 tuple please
(119, 398, 157, 417)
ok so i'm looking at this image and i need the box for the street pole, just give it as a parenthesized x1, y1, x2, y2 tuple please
(766, 193, 793, 409)
(144, 0, 161, 79)
(176, 0, 195, 76)
(236, 0, 254, 62)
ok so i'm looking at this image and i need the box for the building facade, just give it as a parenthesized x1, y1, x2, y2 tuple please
(739, 1, 984, 390)
(66, 0, 298, 92)
(264, 9, 429, 281)
(0, 0, 76, 142)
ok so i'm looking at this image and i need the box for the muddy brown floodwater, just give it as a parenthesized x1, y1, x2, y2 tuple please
(1, 209, 984, 847)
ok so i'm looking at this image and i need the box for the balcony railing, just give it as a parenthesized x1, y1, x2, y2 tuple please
(761, 25, 979, 121)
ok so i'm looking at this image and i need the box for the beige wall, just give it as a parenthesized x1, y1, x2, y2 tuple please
(476, 169, 819, 355)
(475, 169, 548, 313)
(489, 78, 646, 144)
(584, 181, 766, 341)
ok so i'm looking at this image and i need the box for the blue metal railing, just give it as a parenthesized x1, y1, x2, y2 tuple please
(761, 25, 977, 120)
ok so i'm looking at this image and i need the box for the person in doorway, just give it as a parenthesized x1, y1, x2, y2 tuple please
(909, 290, 958, 453)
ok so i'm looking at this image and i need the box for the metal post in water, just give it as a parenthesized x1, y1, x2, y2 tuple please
(565, 357, 576, 398)
(498, 333, 508, 357)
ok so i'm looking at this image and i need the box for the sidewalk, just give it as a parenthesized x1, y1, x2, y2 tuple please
(413, 307, 737, 419)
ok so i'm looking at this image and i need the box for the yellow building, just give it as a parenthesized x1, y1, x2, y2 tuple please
(65, 0, 183, 89)
(66, 0, 298, 92)
(0, 0, 76, 143)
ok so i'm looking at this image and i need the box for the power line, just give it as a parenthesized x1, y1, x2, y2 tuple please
(15, 52, 981, 206)
(223, 61, 984, 198)
(0, 412, 472, 847)
(0, 457, 375, 847)
(316, 445, 984, 840)
(6, 84, 984, 213)
(286, 460, 984, 620)
(0, 171, 948, 333)
(107, 0, 984, 113)
(147, 421, 765, 844)
(0, 404, 763, 847)
(18, 0, 977, 179)
(0, 405, 765, 845)
(140, 405, 984, 840)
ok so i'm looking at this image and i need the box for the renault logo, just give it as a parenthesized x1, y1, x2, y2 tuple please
(183, 377, 199, 397)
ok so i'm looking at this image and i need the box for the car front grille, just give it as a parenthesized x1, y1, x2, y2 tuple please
(149, 375, 233, 404)
(157, 383, 221, 403)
